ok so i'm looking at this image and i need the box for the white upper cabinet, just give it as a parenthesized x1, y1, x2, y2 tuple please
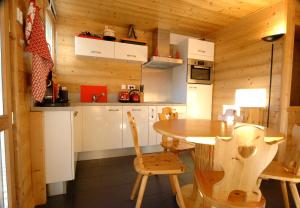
(82, 106, 123, 151)
(75, 36, 147, 63)
(75, 36, 114, 58)
(187, 39, 214, 61)
(114, 42, 148, 63)
(123, 106, 149, 148)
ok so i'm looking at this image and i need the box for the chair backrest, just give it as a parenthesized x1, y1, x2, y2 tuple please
(127, 112, 142, 158)
(283, 124, 300, 176)
(158, 107, 178, 121)
(213, 124, 278, 202)
(240, 107, 266, 126)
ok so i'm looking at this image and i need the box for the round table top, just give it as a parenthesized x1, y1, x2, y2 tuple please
(153, 119, 285, 145)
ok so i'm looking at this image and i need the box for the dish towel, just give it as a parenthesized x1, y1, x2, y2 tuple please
(25, 0, 53, 102)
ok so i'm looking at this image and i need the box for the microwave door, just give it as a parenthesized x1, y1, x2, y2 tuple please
(188, 66, 211, 84)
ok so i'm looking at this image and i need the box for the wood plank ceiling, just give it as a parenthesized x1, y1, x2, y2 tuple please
(55, 0, 280, 36)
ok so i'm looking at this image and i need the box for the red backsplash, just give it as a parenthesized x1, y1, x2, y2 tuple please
(80, 85, 108, 102)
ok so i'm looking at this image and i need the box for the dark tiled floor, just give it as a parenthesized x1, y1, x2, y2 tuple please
(38, 153, 298, 208)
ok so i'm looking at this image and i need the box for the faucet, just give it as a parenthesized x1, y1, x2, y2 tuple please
(92, 93, 106, 102)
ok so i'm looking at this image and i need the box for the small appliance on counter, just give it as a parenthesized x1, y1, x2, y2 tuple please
(36, 72, 70, 107)
(119, 84, 130, 103)
(80, 85, 108, 103)
(129, 89, 140, 103)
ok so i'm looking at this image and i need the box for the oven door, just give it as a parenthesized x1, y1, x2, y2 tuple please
(187, 65, 212, 84)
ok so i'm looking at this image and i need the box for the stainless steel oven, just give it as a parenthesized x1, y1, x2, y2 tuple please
(187, 59, 213, 84)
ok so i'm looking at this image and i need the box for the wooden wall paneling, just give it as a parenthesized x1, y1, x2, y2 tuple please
(8, 0, 45, 207)
(30, 112, 46, 205)
(210, 1, 285, 131)
(296, 0, 300, 25)
(55, 0, 281, 36)
(278, 0, 296, 162)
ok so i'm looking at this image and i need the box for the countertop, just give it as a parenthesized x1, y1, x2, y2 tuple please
(31, 102, 186, 112)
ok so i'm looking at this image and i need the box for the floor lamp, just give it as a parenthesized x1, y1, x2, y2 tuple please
(262, 33, 284, 127)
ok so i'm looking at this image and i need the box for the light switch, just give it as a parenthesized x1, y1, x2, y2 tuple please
(16, 8, 23, 25)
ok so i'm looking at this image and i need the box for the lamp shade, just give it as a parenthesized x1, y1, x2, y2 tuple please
(262, 33, 284, 42)
(235, 89, 267, 107)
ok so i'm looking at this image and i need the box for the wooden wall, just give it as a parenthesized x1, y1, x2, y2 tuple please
(9, 0, 34, 207)
(55, 16, 152, 100)
(9, 0, 47, 207)
(210, 2, 285, 130)
(296, 0, 300, 25)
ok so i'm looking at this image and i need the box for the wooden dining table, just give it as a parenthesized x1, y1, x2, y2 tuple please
(153, 119, 285, 208)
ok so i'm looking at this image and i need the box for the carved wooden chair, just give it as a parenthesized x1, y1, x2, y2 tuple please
(127, 112, 186, 208)
(260, 124, 300, 208)
(194, 124, 279, 208)
(158, 107, 195, 160)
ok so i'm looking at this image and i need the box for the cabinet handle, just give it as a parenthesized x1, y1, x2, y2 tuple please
(197, 49, 205, 53)
(91, 50, 102, 54)
(108, 109, 120, 112)
(132, 109, 141, 112)
(189, 86, 197, 89)
(73, 111, 78, 117)
(127, 54, 136, 58)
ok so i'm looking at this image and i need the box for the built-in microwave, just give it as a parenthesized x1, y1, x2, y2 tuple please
(187, 59, 213, 84)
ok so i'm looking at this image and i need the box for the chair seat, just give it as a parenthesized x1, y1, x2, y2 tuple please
(261, 161, 300, 183)
(161, 139, 195, 152)
(195, 170, 266, 208)
(134, 152, 186, 175)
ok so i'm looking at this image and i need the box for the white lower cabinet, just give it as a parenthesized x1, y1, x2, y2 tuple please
(44, 111, 74, 184)
(82, 106, 123, 151)
(123, 106, 149, 147)
(148, 106, 158, 145)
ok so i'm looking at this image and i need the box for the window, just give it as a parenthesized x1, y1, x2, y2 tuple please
(0, 2, 14, 207)
(45, 10, 55, 61)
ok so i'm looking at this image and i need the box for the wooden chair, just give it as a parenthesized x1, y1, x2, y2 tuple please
(194, 124, 279, 208)
(158, 107, 195, 160)
(260, 124, 300, 208)
(127, 112, 186, 208)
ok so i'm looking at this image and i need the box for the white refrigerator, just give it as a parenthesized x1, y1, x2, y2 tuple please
(186, 84, 213, 119)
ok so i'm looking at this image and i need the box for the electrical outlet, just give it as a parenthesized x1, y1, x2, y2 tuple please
(127, 85, 136, 90)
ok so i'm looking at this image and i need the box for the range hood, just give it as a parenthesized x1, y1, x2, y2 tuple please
(143, 29, 183, 69)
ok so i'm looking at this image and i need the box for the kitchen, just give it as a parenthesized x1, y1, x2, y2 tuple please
(1, 0, 300, 208)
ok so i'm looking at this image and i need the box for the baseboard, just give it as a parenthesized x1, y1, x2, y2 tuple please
(78, 145, 163, 161)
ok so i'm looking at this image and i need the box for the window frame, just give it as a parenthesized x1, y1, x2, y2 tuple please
(0, 1, 16, 208)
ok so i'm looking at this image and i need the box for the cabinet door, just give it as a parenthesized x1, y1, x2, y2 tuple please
(73, 106, 82, 153)
(115, 42, 148, 63)
(44, 111, 74, 183)
(148, 106, 158, 145)
(188, 39, 214, 61)
(123, 106, 149, 147)
(82, 106, 122, 151)
(75, 36, 114, 58)
(187, 84, 212, 119)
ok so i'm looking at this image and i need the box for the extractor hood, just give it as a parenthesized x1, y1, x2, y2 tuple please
(143, 29, 183, 69)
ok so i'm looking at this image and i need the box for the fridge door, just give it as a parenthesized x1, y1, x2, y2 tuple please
(187, 84, 212, 119)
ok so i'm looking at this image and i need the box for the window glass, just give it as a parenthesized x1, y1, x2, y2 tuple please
(0, 131, 8, 208)
(45, 13, 54, 59)
(0, 31, 3, 115)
